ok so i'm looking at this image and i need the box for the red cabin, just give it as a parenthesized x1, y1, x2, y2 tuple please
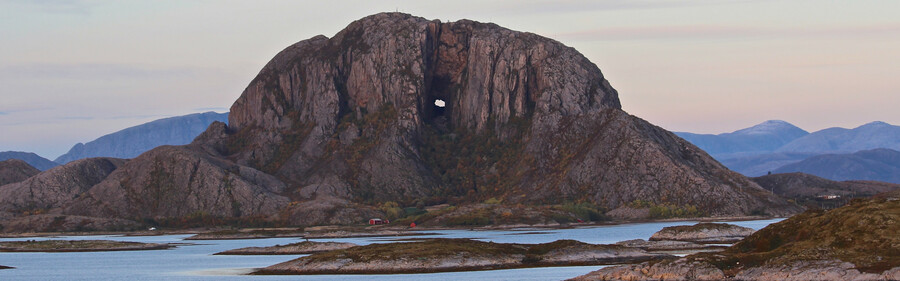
(369, 218, 389, 225)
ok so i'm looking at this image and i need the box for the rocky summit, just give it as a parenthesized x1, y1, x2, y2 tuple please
(0, 13, 799, 229)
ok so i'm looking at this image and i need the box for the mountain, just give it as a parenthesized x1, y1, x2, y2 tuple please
(2, 13, 799, 230)
(674, 120, 808, 157)
(54, 112, 229, 164)
(776, 121, 900, 154)
(0, 151, 59, 171)
(773, 148, 900, 184)
(752, 172, 900, 207)
(0, 159, 40, 186)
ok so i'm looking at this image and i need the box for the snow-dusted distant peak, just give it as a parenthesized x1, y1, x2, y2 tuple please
(733, 120, 807, 136)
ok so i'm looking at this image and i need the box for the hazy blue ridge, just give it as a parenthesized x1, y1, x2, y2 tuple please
(0, 151, 59, 171)
(775, 121, 900, 153)
(774, 148, 900, 184)
(54, 112, 228, 164)
(674, 120, 809, 156)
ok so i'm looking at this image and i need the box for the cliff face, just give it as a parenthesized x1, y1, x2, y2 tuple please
(0, 159, 40, 186)
(215, 13, 795, 216)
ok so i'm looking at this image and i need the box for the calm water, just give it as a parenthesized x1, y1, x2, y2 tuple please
(0, 219, 781, 281)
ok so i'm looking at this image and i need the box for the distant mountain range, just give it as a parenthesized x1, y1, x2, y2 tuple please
(54, 112, 228, 164)
(676, 121, 900, 181)
(774, 148, 900, 184)
(675, 120, 809, 157)
(0, 151, 58, 171)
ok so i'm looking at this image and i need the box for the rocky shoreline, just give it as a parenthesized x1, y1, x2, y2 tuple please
(216, 241, 357, 255)
(254, 239, 672, 275)
(572, 198, 900, 280)
(0, 240, 173, 252)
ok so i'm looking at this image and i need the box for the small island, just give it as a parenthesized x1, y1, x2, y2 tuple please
(649, 222, 755, 244)
(184, 229, 305, 240)
(254, 238, 671, 275)
(0, 265, 13, 269)
(0, 240, 172, 252)
(216, 241, 358, 255)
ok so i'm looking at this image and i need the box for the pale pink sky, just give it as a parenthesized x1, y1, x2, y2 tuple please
(1, 0, 898, 158)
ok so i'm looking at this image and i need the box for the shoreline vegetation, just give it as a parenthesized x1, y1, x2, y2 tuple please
(0, 240, 173, 252)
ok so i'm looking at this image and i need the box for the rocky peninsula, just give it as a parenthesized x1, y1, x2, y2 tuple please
(0, 240, 172, 252)
(573, 197, 900, 280)
(216, 241, 357, 255)
(184, 229, 305, 240)
(254, 239, 671, 275)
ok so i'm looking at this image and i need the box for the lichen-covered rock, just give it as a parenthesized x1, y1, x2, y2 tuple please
(650, 223, 755, 243)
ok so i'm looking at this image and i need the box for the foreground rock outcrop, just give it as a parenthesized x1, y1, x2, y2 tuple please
(649, 223, 755, 244)
(256, 239, 670, 274)
(574, 197, 900, 280)
(0, 159, 40, 186)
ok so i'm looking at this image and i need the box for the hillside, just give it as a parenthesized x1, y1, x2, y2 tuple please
(0, 159, 40, 186)
(752, 172, 900, 208)
(773, 148, 900, 184)
(54, 112, 228, 164)
(0, 151, 58, 171)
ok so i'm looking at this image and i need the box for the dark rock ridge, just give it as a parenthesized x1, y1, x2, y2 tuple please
(0, 151, 58, 171)
(1, 13, 798, 227)
(752, 172, 900, 207)
(773, 148, 900, 184)
(572, 197, 900, 280)
(55, 112, 228, 164)
(0, 159, 40, 186)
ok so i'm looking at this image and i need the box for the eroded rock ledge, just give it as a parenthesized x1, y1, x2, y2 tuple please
(254, 239, 671, 275)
